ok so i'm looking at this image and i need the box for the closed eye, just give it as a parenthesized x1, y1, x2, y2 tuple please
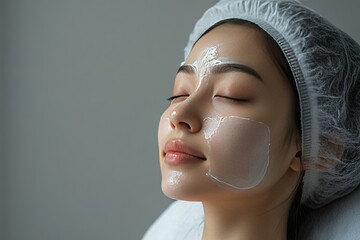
(167, 95, 189, 102)
(214, 95, 248, 103)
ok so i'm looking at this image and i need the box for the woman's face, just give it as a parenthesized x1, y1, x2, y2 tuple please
(158, 23, 301, 204)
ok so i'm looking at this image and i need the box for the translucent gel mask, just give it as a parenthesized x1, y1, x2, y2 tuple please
(203, 116, 270, 189)
(160, 46, 270, 191)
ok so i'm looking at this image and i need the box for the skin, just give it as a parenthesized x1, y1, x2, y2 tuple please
(158, 23, 302, 240)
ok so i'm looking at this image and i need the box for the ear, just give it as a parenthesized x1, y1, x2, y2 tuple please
(289, 130, 302, 172)
(309, 137, 345, 170)
(290, 151, 303, 172)
(294, 135, 345, 171)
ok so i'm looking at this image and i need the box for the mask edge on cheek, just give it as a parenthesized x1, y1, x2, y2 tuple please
(203, 116, 271, 190)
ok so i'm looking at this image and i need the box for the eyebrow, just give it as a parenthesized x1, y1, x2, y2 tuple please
(177, 62, 263, 81)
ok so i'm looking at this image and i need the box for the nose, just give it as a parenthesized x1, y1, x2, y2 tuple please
(169, 102, 202, 133)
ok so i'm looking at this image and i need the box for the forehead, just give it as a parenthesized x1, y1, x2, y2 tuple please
(186, 23, 272, 66)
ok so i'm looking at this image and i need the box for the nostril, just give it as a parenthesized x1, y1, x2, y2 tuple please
(179, 121, 192, 130)
(178, 122, 193, 132)
(169, 109, 200, 133)
(170, 119, 192, 131)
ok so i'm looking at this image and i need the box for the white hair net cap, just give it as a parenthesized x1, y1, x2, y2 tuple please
(183, 0, 360, 208)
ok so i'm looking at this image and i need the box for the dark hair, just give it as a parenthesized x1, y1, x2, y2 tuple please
(287, 175, 304, 240)
(197, 18, 304, 240)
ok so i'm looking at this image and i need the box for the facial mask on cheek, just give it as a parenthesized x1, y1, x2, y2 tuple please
(203, 116, 270, 189)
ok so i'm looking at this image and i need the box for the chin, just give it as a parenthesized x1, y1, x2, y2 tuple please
(160, 170, 199, 200)
(161, 183, 201, 201)
(160, 169, 225, 201)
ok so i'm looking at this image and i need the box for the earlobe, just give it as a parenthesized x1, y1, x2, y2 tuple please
(290, 151, 303, 172)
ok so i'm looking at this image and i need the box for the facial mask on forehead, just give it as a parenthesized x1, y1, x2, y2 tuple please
(203, 116, 270, 189)
(185, 45, 221, 90)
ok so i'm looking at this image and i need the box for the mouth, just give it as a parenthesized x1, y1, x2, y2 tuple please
(163, 139, 206, 165)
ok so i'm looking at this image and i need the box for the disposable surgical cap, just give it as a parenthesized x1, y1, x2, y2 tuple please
(184, 0, 360, 208)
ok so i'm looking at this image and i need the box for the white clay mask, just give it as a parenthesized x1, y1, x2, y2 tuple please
(203, 116, 270, 189)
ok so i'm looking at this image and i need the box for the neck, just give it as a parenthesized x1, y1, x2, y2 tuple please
(201, 197, 291, 240)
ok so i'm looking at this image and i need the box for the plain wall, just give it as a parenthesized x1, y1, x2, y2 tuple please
(1, 0, 5, 239)
(1, 1, 359, 240)
(2, 1, 217, 240)
(306, 0, 360, 41)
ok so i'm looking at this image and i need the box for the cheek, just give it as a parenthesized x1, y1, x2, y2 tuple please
(204, 116, 270, 189)
(263, 101, 297, 173)
(158, 111, 172, 150)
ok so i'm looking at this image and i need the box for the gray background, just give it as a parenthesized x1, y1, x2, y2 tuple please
(0, 0, 359, 240)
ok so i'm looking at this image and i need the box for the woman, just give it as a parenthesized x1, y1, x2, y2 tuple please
(146, 0, 360, 239)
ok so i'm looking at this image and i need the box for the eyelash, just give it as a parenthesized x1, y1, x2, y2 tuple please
(167, 95, 247, 103)
(167, 95, 189, 101)
(215, 95, 248, 103)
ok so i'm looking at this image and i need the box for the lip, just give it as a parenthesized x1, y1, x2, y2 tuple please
(164, 139, 206, 166)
